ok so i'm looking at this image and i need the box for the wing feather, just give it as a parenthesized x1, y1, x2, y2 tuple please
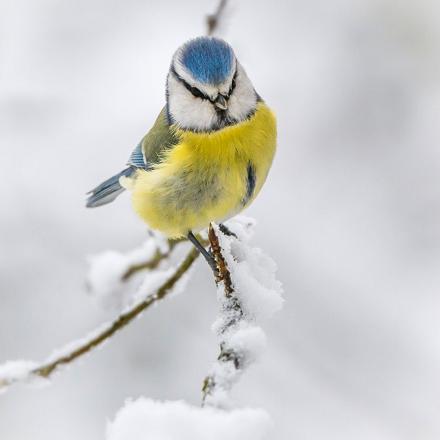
(127, 107, 179, 170)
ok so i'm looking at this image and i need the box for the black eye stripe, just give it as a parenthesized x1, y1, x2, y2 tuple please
(171, 66, 211, 101)
(170, 66, 238, 102)
(184, 81, 210, 100)
(189, 85, 208, 100)
(228, 70, 238, 96)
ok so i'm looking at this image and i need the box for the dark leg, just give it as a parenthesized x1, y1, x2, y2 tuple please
(187, 231, 218, 274)
(219, 223, 237, 238)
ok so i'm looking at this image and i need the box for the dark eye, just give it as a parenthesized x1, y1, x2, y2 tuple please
(228, 77, 237, 96)
(190, 86, 206, 99)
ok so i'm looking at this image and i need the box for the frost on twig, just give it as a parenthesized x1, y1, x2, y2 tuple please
(202, 220, 284, 408)
(0, 234, 201, 392)
(105, 218, 283, 440)
(86, 232, 185, 310)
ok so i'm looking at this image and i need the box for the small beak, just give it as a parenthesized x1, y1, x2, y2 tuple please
(214, 95, 228, 111)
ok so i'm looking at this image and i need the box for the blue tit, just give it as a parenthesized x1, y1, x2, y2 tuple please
(86, 36, 276, 270)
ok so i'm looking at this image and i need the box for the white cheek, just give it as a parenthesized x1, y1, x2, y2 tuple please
(166, 61, 257, 131)
(227, 64, 257, 121)
(167, 76, 218, 131)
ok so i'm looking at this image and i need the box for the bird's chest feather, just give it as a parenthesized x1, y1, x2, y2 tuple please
(131, 103, 276, 236)
(146, 142, 247, 215)
(169, 103, 275, 202)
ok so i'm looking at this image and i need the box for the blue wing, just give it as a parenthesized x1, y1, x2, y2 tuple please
(127, 142, 148, 169)
(86, 107, 179, 208)
(86, 167, 135, 208)
(86, 142, 154, 208)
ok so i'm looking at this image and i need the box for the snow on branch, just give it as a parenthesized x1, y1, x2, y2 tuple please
(86, 234, 185, 310)
(202, 222, 284, 408)
(0, 235, 203, 392)
(105, 218, 283, 439)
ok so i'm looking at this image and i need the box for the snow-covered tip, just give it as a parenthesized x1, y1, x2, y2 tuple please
(213, 223, 284, 326)
(106, 398, 273, 440)
(222, 215, 257, 242)
(225, 322, 267, 365)
(204, 222, 283, 408)
(0, 361, 47, 393)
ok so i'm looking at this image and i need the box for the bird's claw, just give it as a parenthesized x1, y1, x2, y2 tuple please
(219, 223, 237, 238)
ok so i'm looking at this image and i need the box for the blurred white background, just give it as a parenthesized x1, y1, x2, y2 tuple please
(1, 0, 439, 438)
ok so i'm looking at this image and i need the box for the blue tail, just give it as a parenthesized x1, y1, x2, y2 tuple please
(86, 167, 135, 208)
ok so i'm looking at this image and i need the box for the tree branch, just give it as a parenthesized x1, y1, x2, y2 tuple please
(121, 238, 185, 281)
(0, 245, 201, 391)
(206, 0, 228, 36)
(202, 224, 246, 407)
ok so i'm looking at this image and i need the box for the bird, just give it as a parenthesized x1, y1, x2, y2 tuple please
(86, 36, 276, 271)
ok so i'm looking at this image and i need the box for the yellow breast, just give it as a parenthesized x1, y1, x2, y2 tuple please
(131, 102, 276, 238)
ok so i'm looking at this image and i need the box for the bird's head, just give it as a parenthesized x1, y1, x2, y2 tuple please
(166, 37, 258, 132)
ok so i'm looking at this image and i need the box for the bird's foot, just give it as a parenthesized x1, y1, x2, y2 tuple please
(219, 223, 237, 238)
(187, 231, 219, 277)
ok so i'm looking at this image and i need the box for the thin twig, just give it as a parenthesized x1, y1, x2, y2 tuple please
(206, 0, 228, 36)
(0, 246, 200, 390)
(202, 224, 244, 406)
(121, 238, 185, 281)
(208, 225, 233, 295)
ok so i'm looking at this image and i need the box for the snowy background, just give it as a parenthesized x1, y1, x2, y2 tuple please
(1, 0, 440, 438)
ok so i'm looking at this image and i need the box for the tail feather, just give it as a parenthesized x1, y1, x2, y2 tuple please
(86, 167, 134, 208)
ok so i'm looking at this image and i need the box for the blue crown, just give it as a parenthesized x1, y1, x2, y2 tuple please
(180, 37, 234, 85)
